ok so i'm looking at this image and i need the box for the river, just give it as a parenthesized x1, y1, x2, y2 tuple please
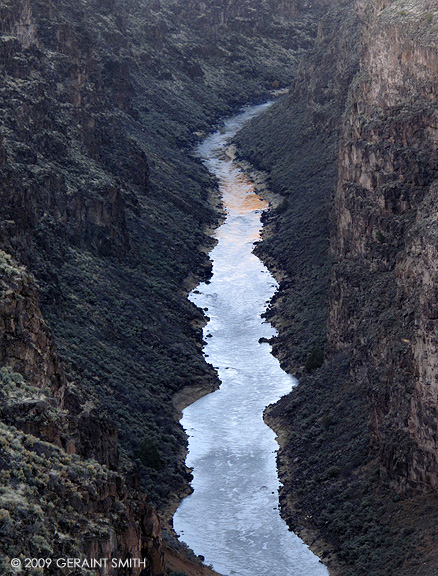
(173, 103, 329, 576)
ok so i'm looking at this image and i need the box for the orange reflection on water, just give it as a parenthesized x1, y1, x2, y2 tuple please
(217, 167, 269, 244)
(222, 171, 269, 214)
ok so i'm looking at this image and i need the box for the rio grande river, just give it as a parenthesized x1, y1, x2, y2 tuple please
(173, 104, 329, 576)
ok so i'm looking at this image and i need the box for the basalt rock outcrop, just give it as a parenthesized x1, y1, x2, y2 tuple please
(0, 251, 166, 575)
(0, 250, 65, 396)
(330, 0, 438, 495)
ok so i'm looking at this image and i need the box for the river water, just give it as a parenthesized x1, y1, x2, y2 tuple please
(173, 104, 329, 576)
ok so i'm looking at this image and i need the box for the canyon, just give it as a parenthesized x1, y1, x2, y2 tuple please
(236, 0, 438, 574)
(1, 0, 438, 575)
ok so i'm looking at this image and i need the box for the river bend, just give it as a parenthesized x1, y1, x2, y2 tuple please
(173, 104, 329, 576)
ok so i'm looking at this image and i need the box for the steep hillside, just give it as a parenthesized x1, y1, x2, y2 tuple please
(234, 0, 360, 372)
(0, 250, 166, 575)
(236, 0, 438, 575)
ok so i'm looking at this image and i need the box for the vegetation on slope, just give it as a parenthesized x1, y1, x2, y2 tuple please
(234, 0, 359, 372)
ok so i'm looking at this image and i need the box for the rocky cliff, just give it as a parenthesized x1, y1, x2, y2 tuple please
(0, 250, 166, 575)
(330, 0, 438, 495)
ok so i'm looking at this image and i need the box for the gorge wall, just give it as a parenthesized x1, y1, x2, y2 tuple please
(236, 0, 438, 575)
(330, 0, 438, 494)
(0, 250, 166, 575)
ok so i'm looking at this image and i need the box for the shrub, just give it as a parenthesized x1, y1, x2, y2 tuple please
(136, 438, 163, 471)
(305, 346, 324, 372)
(376, 230, 385, 243)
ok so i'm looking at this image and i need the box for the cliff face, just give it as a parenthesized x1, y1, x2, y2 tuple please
(0, 251, 65, 397)
(171, 0, 308, 42)
(330, 0, 438, 492)
(0, 0, 136, 260)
